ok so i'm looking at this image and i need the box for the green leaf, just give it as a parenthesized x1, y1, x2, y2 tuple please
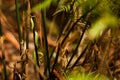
(35, 31, 39, 47)
(53, 4, 71, 15)
(32, 50, 43, 64)
(53, 0, 72, 15)
(30, 17, 34, 30)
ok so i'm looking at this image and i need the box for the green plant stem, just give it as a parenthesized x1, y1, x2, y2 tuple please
(42, 15, 51, 79)
(0, 21, 8, 80)
(41, 2, 51, 79)
(15, 0, 22, 55)
(21, 1, 30, 79)
(3, 60, 8, 80)
(32, 23, 40, 67)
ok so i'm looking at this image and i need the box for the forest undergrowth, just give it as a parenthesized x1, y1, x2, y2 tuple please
(0, 0, 120, 80)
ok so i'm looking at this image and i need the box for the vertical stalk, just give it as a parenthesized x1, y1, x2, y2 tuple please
(29, 0, 41, 67)
(0, 20, 8, 80)
(3, 60, 8, 80)
(41, 0, 51, 78)
(26, 0, 30, 50)
(21, 0, 30, 79)
(29, 0, 44, 79)
(15, 0, 22, 55)
(32, 20, 40, 67)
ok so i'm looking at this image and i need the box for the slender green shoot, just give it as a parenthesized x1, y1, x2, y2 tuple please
(15, 0, 22, 55)
(41, 2, 51, 78)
